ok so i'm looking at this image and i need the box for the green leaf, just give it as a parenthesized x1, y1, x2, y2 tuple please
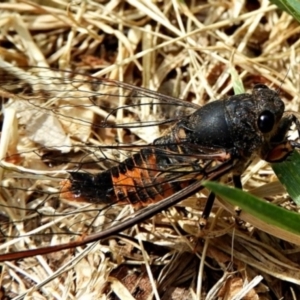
(230, 67, 245, 95)
(203, 180, 300, 245)
(272, 151, 300, 205)
(270, 0, 300, 23)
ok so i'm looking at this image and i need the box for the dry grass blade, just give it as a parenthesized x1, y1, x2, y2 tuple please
(0, 0, 300, 299)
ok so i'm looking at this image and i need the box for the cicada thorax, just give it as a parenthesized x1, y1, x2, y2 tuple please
(184, 85, 285, 158)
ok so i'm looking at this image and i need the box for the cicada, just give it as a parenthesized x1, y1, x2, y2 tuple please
(0, 66, 298, 266)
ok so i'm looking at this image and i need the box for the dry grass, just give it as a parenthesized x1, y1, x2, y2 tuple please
(0, 0, 300, 299)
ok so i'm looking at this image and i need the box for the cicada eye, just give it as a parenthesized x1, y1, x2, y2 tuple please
(257, 110, 275, 133)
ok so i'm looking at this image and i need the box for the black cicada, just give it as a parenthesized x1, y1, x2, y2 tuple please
(0, 67, 298, 264)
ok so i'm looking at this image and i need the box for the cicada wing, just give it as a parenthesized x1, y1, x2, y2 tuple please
(0, 156, 235, 262)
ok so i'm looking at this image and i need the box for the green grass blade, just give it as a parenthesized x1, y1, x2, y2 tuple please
(270, 0, 300, 23)
(203, 179, 300, 245)
(230, 67, 245, 95)
(272, 151, 300, 205)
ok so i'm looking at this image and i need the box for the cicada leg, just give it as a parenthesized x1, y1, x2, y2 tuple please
(200, 174, 242, 227)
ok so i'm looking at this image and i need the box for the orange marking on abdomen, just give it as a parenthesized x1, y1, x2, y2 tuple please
(111, 152, 189, 208)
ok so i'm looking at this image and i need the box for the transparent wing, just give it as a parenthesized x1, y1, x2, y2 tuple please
(0, 66, 209, 257)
